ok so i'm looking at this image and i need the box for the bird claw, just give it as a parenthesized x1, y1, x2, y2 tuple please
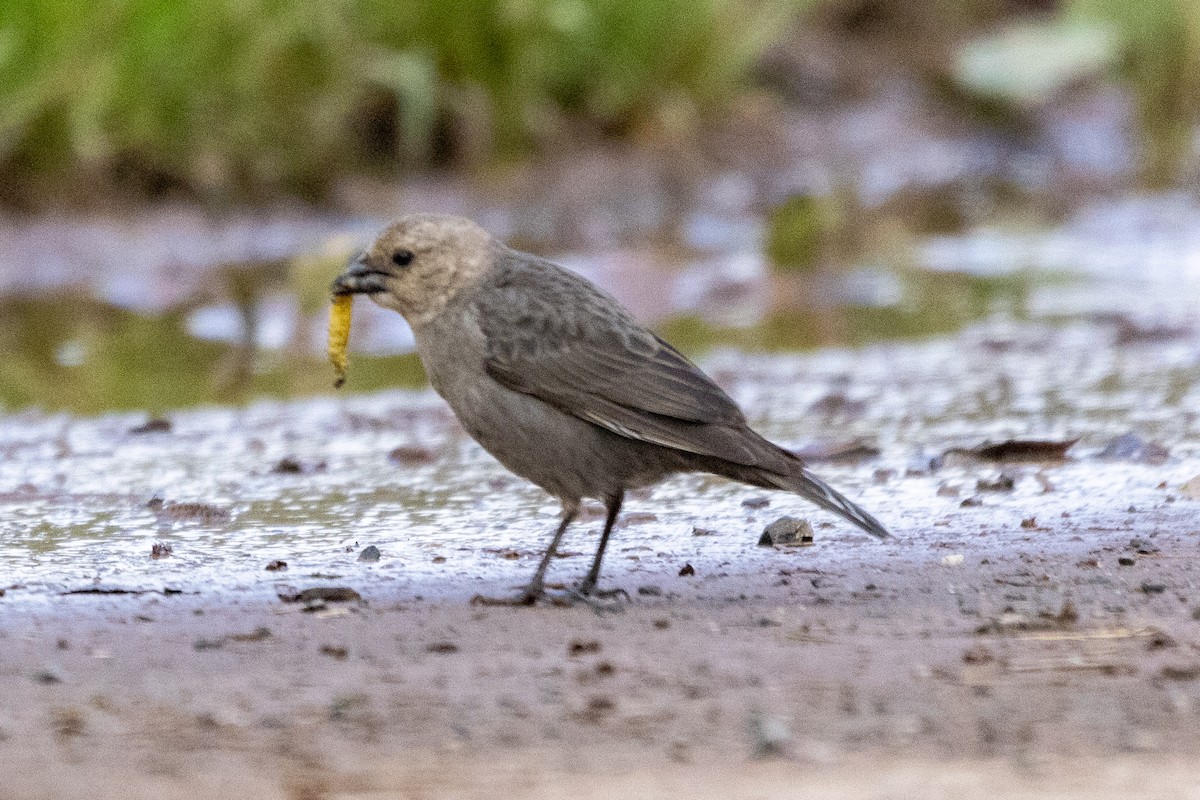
(468, 584, 627, 613)
(564, 586, 628, 613)
(469, 589, 540, 607)
(578, 586, 631, 602)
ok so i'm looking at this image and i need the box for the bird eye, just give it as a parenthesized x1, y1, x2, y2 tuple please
(392, 249, 414, 267)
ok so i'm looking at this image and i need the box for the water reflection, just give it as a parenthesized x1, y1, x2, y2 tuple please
(4, 193, 1200, 414)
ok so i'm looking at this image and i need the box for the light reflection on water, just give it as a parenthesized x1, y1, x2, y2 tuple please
(6, 192, 1200, 414)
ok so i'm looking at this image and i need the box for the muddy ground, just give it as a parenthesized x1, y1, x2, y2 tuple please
(4, 318, 1200, 799)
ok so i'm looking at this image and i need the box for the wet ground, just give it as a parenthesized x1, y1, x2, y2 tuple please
(4, 308, 1200, 797)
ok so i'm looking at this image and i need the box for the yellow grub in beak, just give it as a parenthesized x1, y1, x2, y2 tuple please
(328, 294, 353, 388)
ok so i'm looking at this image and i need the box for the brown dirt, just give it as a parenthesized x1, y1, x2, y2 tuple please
(4, 509, 1200, 799)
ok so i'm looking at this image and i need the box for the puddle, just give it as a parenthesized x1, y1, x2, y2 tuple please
(0, 293, 428, 414)
(9, 192, 1200, 414)
(1, 269, 1041, 414)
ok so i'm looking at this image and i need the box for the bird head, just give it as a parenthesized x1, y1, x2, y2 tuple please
(332, 214, 493, 326)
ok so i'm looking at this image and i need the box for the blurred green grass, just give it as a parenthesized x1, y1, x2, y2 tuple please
(1065, 0, 1200, 189)
(5, 0, 1200, 204)
(0, 0, 809, 203)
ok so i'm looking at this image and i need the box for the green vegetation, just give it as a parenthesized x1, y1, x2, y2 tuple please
(765, 193, 839, 273)
(941, 0, 1200, 189)
(0, 0, 809, 202)
(5, 0, 1198, 201)
(1065, 0, 1200, 189)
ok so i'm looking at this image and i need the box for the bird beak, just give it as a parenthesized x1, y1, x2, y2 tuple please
(331, 250, 388, 295)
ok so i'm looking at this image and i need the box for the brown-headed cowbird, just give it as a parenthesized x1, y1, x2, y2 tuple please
(333, 214, 889, 604)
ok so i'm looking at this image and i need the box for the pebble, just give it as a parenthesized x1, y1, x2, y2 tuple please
(758, 516, 814, 547)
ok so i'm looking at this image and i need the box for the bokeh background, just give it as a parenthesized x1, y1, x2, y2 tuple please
(3, 0, 1200, 413)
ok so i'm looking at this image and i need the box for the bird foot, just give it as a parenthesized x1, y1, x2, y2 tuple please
(564, 586, 629, 613)
(469, 586, 543, 606)
(469, 584, 627, 612)
(577, 585, 631, 601)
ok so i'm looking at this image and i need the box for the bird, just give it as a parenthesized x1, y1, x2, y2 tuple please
(332, 214, 890, 604)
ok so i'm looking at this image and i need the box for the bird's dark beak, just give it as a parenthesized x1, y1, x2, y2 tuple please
(331, 250, 389, 296)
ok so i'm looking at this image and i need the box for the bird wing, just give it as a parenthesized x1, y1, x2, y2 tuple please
(477, 253, 784, 467)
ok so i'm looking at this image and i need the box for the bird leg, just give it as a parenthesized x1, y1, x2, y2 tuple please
(472, 501, 578, 606)
(576, 491, 623, 596)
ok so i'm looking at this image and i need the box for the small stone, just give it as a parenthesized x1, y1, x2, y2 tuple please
(758, 516, 814, 547)
(960, 495, 983, 507)
(1053, 601, 1078, 626)
(51, 707, 87, 739)
(748, 711, 791, 758)
(265, 560, 288, 572)
(1146, 631, 1175, 650)
(962, 644, 994, 664)
(33, 665, 64, 685)
(1118, 557, 1136, 567)
(678, 563, 695, 577)
(1141, 582, 1167, 594)
(1161, 664, 1200, 681)
(358, 545, 381, 562)
(270, 457, 326, 475)
(388, 445, 438, 466)
(129, 418, 172, 435)
(271, 457, 304, 474)
(977, 473, 1015, 492)
(578, 695, 616, 724)
(568, 640, 601, 656)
